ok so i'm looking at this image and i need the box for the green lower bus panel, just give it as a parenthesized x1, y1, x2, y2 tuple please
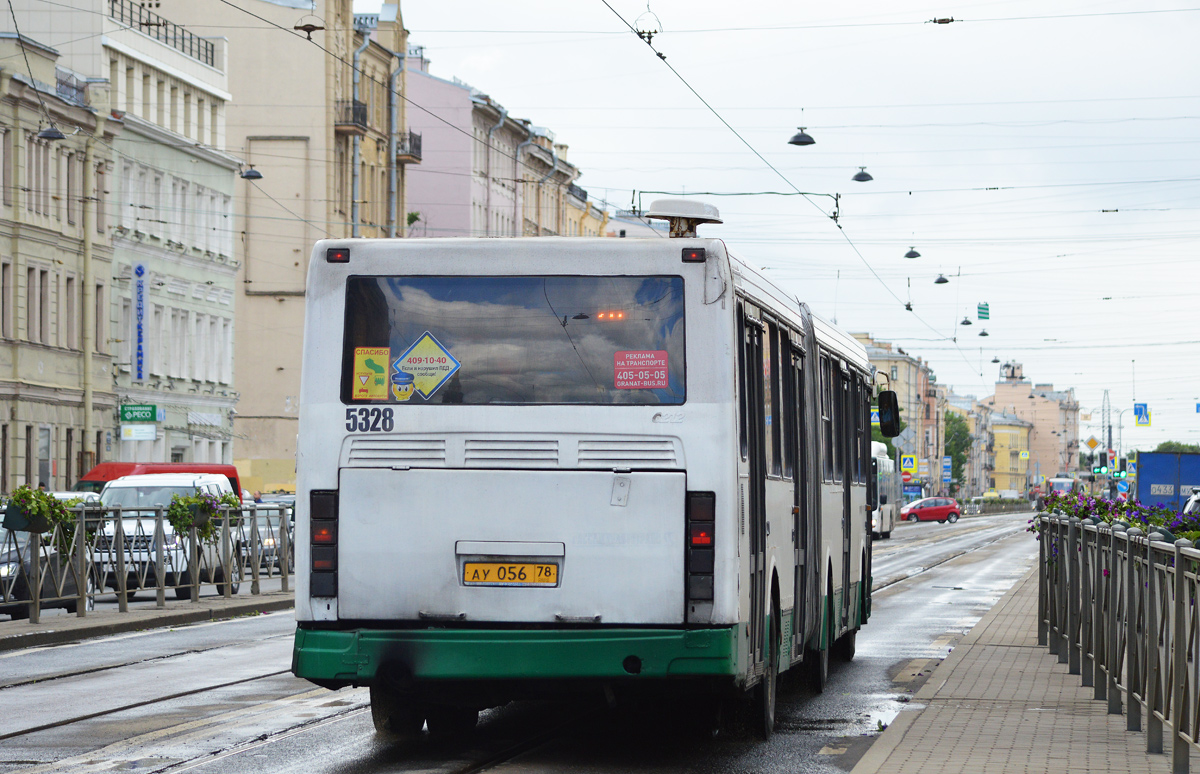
(293, 626, 740, 684)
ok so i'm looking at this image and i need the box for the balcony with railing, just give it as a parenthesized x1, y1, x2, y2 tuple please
(334, 100, 368, 135)
(109, 0, 215, 67)
(567, 183, 588, 202)
(396, 130, 422, 163)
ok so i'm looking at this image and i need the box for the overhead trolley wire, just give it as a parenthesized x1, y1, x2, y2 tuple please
(596, 0, 982, 376)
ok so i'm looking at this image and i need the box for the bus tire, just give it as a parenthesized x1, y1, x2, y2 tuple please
(807, 591, 832, 693)
(882, 530, 891, 539)
(754, 598, 780, 740)
(425, 705, 478, 741)
(369, 684, 424, 739)
(836, 629, 857, 662)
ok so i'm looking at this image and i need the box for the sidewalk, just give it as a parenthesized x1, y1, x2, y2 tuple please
(853, 570, 1199, 774)
(0, 589, 294, 652)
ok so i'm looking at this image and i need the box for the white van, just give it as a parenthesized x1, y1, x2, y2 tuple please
(96, 473, 241, 598)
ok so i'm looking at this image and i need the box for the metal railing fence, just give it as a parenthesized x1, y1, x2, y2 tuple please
(1039, 513, 1199, 773)
(1, 504, 291, 624)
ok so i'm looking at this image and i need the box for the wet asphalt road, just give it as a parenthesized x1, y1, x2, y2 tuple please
(0, 511, 1036, 774)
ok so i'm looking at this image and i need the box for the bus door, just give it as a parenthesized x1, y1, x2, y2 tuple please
(739, 307, 767, 671)
(838, 364, 853, 632)
(789, 346, 809, 657)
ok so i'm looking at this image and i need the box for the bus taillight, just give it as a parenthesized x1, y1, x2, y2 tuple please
(687, 492, 715, 601)
(310, 490, 338, 597)
(689, 524, 713, 546)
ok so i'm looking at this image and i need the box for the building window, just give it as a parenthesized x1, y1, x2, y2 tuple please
(26, 268, 36, 342)
(0, 262, 9, 338)
(24, 424, 32, 486)
(65, 274, 76, 348)
(95, 283, 106, 353)
(39, 270, 49, 344)
(65, 428, 73, 485)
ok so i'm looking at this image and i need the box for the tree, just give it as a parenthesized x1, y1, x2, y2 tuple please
(944, 412, 972, 495)
(1154, 441, 1200, 454)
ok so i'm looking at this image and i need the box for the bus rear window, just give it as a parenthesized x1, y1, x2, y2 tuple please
(340, 275, 685, 405)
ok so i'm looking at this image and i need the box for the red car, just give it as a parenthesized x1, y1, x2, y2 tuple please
(901, 497, 961, 524)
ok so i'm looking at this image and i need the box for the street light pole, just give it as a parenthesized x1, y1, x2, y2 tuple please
(1116, 407, 1134, 460)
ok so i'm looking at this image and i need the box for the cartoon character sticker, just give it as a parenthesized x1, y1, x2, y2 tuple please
(391, 370, 415, 401)
(352, 347, 390, 400)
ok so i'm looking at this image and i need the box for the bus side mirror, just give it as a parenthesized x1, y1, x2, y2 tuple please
(877, 390, 901, 438)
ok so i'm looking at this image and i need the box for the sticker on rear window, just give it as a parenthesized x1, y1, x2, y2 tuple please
(614, 350, 669, 389)
(393, 332, 461, 400)
(352, 347, 390, 400)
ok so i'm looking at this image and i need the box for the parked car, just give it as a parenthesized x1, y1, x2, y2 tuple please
(96, 473, 242, 599)
(75, 462, 243, 500)
(982, 489, 1000, 500)
(48, 491, 100, 505)
(0, 527, 93, 619)
(901, 497, 961, 524)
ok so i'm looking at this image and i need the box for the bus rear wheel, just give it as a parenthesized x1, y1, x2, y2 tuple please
(836, 629, 857, 662)
(754, 599, 780, 740)
(369, 684, 424, 739)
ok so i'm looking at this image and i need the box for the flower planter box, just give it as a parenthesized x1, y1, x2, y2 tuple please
(2, 502, 51, 533)
(187, 503, 212, 527)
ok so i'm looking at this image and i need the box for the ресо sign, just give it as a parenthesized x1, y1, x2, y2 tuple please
(120, 404, 156, 422)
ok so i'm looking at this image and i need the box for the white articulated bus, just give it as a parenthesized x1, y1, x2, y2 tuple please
(871, 442, 901, 539)
(291, 201, 900, 740)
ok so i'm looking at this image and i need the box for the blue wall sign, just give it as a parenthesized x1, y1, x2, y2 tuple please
(134, 263, 146, 382)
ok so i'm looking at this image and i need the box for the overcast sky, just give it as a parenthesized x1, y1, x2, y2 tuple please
(356, 0, 1198, 452)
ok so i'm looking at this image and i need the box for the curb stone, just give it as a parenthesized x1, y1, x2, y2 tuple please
(0, 593, 295, 652)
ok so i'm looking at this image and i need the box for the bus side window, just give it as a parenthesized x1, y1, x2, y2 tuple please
(820, 354, 833, 482)
(780, 329, 793, 480)
(737, 305, 748, 460)
(764, 321, 781, 478)
(860, 377, 871, 484)
(833, 364, 846, 484)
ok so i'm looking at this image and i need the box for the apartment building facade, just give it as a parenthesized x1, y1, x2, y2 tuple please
(159, 0, 413, 491)
(9, 0, 244, 467)
(991, 412, 1032, 493)
(984, 361, 1081, 487)
(946, 392, 995, 498)
(404, 45, 606, 240)
(0, 35, 118, 489)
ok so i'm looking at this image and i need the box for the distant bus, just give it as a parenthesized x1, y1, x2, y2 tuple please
(871, 442, 900, 539)
(290, 200, 899, 740)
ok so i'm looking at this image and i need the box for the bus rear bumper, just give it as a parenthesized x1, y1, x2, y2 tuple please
(292, 625, 739, 687)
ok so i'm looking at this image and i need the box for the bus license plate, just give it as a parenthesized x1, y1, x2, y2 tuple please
(462, 562, 559, 587)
